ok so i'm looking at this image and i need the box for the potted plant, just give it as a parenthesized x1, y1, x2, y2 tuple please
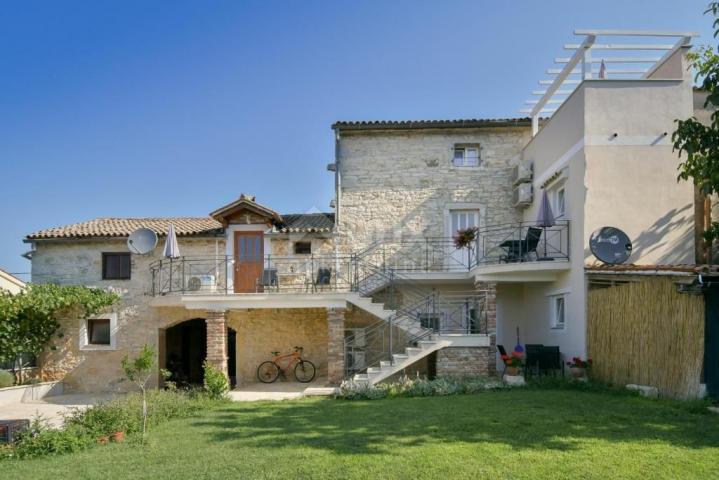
(501, 351, 524, 376)
(567, 357, 592, 378)
(453, 226, 479, 250)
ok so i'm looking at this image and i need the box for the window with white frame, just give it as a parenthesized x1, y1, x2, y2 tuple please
(452, 145, 480, 167)
(80, 313, 117, 350)
(550, 295, 566, 330)
(553, 186, 566, 218)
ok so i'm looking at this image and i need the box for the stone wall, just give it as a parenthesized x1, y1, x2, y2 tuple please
(227, 308, 329, 385)
(337, 127, 531, 251)
(33, 238, 222, 392)
(435, 347, 494, 377)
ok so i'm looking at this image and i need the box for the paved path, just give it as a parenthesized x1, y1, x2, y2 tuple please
(3, 380, 336, 426)
(2, 393, 119, 428)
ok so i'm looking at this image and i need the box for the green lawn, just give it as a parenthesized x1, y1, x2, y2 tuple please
(4, 390, 719, 479)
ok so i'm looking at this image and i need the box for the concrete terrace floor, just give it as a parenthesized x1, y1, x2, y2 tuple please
(229, 376, 335, 401)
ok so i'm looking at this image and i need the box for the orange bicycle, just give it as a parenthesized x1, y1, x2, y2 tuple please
(257, 346, 317, 383)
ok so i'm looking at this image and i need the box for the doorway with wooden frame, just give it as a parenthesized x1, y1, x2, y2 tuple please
(234, 231, 264, 293)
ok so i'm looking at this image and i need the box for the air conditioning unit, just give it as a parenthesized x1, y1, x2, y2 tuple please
(185, 274, 216, 293)
(513, 183, 533, 208)
(512, 162, 533, 186)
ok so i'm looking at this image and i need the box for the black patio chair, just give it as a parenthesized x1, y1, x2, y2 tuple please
(257, 268, 278, 292)
(314, 267, 332, 291)
(538, 346, 563, 376)
(524, 343, 544, 376)
(499, 227, 543, 263)
(497, 344, 508, 375)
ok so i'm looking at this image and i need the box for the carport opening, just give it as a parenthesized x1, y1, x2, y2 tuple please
(165, 319, 207, 386)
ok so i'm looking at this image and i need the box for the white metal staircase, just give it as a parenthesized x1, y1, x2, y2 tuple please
(352, 337, 451, 385)
(343, 251, 488, 385)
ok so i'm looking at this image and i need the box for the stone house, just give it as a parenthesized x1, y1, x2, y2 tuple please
(23, 30, 716, 394)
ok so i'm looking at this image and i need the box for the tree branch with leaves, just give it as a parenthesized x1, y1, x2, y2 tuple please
(673, 2, 719, 262)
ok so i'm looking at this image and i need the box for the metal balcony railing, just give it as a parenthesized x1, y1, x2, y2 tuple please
(355, 220, 570, 272)
(148, 221, 570, 296)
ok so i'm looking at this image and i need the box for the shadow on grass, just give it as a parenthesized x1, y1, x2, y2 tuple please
(192, 390, 719, 454)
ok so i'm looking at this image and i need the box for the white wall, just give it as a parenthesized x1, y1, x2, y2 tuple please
(500, 47, 695, 361)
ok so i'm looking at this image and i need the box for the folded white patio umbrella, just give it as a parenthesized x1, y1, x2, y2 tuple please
(163, 224, 181, 258)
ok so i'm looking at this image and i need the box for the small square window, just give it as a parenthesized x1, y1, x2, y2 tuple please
(102, 253, 131, 280)
(87, 319, 111, 345)
(452, 145, 481, 167)
(294, 241, 312, 255)
(551, 296, 566, 330)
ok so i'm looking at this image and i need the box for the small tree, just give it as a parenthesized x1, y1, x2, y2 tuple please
(121, 344, 155, 437)
(672, 2, 719, 261)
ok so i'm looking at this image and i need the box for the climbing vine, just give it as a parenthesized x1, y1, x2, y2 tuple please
(0, 284, 119, 371)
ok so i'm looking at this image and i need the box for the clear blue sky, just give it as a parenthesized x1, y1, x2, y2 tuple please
(0, 0, 713, 279)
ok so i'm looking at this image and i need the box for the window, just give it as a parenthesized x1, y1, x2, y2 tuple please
(294, 241, 312, 255)
(449, 209, 479, 235)
(87, 319, 111, 345)
(452, 145, 480, 167)
(81, 313, 117, 350)
(551, 295, 566, 330)
(554, 187, 566, 217)
(0, 353, 37, 370)
(102, 253, 131, 280)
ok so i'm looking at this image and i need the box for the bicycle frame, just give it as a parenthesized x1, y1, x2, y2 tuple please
(271, 350, 302, 374)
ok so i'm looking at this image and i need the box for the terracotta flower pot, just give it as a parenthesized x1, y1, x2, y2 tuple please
(570, 367, 585, 378)
(97, 435, 110, 445)
(111, 431, 125, 443)
(506, 366, 519, 376)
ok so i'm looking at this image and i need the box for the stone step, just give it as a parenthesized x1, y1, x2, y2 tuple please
(367, 367, 382, 375)
(405, 347, 422, 356)
(392, 353, 409, 363)
(418, 340, 437, 349)
(380, 361, 392, 368)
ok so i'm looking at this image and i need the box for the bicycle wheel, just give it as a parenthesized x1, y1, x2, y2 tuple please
(294, 360, 316, 383)
(257, 361, 280, 383)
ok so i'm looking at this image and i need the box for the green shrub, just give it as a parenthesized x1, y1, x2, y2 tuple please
(0, 370, 14, 388)
(337, 375, 507, 400)
(203, 361, 229, 400)
(12, 418, 92, 459)
(3, 389, 225, 461)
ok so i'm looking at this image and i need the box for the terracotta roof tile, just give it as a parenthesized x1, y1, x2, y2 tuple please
(27, 213, 336, 239)
(279, 213, 335, 233)
(585, 264, 719, 274)
(27, 218, 223, 239)
(332, 118, 534, 131)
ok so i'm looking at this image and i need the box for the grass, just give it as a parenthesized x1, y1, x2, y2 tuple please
(3, 389, 719, 479)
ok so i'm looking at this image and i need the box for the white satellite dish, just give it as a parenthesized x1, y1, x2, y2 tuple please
(128, 228, 158, 255)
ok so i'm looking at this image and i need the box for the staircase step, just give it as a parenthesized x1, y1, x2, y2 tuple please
(418, 340, 437, 349)
(367, 367, 382, 375)
(353, 374, 370, 381)
(405, 347, 422, 356)
(392, 354, 409, 362)
(380, 361, 392, 368)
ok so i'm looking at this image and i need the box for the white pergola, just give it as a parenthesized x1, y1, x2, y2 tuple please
(522, 29, 699, 136)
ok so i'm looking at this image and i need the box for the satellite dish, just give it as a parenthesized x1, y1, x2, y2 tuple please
(127, 228, 158, 255)
(590, 227, 632, 264)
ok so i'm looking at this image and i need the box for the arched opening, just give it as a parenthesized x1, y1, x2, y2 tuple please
(164, 318, 207, 386)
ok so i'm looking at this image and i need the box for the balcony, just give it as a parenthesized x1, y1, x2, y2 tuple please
(148, 220, 571, 298)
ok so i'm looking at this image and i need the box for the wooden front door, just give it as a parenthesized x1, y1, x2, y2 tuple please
(234, 231, 264, 293)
